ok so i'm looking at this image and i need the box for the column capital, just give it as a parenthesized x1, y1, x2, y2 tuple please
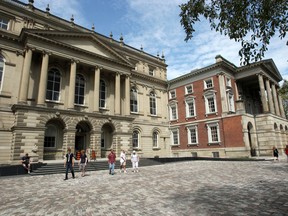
(71, 58, 80, 64)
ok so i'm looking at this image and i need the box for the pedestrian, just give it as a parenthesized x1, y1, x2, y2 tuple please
(64, 147, 75, 180)
(78, 150, 88, 177)
(272, 146, 279, 161)
(285, 145, 288, 162)
(108, 149, 116, 175)
(119, 150, 127, 173)
(131, 150, 139, 172)
(21, 153, 31, 174)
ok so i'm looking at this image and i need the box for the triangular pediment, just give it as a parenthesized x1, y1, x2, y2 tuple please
(21, 30, 132, 67)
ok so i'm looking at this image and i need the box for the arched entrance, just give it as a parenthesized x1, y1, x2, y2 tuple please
(101, 123, 115, 158)
(75, 121, 91, 153)
(44, 119, 65, 160)
(247, 122, 256, 157)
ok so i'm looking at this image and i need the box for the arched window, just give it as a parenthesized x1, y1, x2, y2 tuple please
(0, 56, 4, 90)
(132, 130, 140, 148)
(130, 87, 138, 112)
(46, 68, 61, 101)
(75, 74, 85, 105)
(99, 79, 106, 108)
(150, 91, 157, 115)
(152, 131, 158, 148)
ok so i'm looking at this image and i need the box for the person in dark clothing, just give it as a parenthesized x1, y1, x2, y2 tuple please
(64, 147, 75, 180)
(273, 146, 279, 161)
(108, 149, 116, 175)
(21, 153, 31, 173)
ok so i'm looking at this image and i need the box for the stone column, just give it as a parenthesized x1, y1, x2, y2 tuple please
(278, 94, 286, 118)
(19, 48, 33, 103)
(271, 83, 280, 116)
(257, 74, 269, 113)
(37, 52, 49, 106)
(218, 73, 228, 113)
(115, 72, 121, 115)
(125, 74, 130, 115)
(93, 67, 100, 112)
(68, 60, 77, 109)
(265, 78, 275, 114)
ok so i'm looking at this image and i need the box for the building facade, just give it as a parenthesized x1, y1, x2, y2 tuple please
(0, 0, 171, 164)
(168, 55, 288, 158)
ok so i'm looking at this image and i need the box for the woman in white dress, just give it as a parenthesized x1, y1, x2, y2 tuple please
(130, 150, 139, 172)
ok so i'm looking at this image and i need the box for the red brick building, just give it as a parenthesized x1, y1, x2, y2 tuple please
(168, 55, 288, 158)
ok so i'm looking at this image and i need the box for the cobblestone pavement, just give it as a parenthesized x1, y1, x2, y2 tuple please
(0, 160, 288, 216)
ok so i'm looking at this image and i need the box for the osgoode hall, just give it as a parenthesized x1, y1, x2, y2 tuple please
(0, 0, 287, 164)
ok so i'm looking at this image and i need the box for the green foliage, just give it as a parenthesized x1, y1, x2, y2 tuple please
(179, 0, 288, 65)
(279, 80, 288, 118)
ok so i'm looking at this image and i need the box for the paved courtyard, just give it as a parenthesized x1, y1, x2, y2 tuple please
(0, 160, 288, 216)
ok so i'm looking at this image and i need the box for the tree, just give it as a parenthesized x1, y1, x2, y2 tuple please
(179, 0, 288, 65)
(279, 80, 288, 118)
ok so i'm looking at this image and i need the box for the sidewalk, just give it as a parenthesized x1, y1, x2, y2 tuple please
(0, 160, 287, 216)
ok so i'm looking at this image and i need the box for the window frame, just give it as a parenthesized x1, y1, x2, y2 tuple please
(130, 87, 138, 113)
(185, 97, 196, 118)
(132, 130, 140, 148)
(0, 16, 9, 30)
(46, 67, 61, 102)
(169, 102, 178, 120)
(149, 91, 157, 116)
(185, 84, 193, 94)
(99, 79, 107, 108)
(74, 74, 85, 105)
(169, 90, 176, 99)
(0, 55, 5, 91)
(204, 78, 213, 89)
(207, 122, 221, 144)
(187, 125, 198, 145)
(152, 131, 159, 148)
(204, 91, 217, 114)
(170, 128, 179, 146)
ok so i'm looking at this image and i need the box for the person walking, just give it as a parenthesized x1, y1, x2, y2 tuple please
(108, 149, 116, 175)
(64, 147, 75, 180)
(21, 153, 31, 174)
(119, 150, 127, 173)
(285, 145, 288, 162)
(78, 150, 88, 177)
(272, 146, 279, 161)
(131, 150, 139, 172)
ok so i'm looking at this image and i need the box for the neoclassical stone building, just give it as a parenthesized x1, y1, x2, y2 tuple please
(168, 55, 288, 158)
(0, 0, 171, 164)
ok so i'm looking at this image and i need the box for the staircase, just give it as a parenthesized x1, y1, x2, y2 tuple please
(30, 158, 163, 176)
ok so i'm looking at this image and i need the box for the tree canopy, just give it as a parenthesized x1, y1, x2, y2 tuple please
(179, 0, 288, 65)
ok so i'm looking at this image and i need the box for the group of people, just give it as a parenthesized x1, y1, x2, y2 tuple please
(107, 149, 139, 175)
(63, 148, 140, 180)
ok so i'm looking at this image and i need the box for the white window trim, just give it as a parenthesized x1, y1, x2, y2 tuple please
(187, 125, 198, 145)
(99, 80, 107, 109)
(227, 90, 235, 112)
(169, 90, 176, 99)
(169, 103, 178, 121)
(204, 91, 217, 115)
(150, 92, 157, 116)
(130, 87, 138, 113)
(226, 77, 231, 87)
(132, 130, 141, 149)
(170, 128, 180, 146)
(204, 78, 213, 89)
(185, 84, 193, 95)
(206, 122, 221, 145)
(185, 97, 196, 118)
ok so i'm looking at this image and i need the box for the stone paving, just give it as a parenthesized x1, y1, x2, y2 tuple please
(0, 159, 288, 216)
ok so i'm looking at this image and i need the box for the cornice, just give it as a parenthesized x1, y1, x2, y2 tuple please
(131, 70, 167, 86)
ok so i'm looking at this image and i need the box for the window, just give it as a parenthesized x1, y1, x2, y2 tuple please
(207, 123, 220, 144)
(74, 74, 85, 105)
(185, 85, 193, 94)
(149, 70, 154, 76)
(226, 77, 231, 87)
(99, 80, 106, 108)
(204, 92, 217, 114)
(169, 103, 178, 120)
(187, 125, 198, 145)
(152, 131, 158, 148)
(0, 56, 4, 90)
(44, 125, 57, 148)
(132, 130, 140, 148)
(171, 129, 179, 145)
(101, 132, 105, 148)
(185, 98, 196, 117)
(150, 91, 157, 115)
(0, 17, 9, 30)
(46, 68, 61, 101)
(130, 87, 138, 112)
(204, 78, 213, 89)
(227, 91, 235, 112)
(169, 90, 176, 99)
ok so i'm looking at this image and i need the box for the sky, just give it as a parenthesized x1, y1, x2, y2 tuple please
(22, 0, 287, 81)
